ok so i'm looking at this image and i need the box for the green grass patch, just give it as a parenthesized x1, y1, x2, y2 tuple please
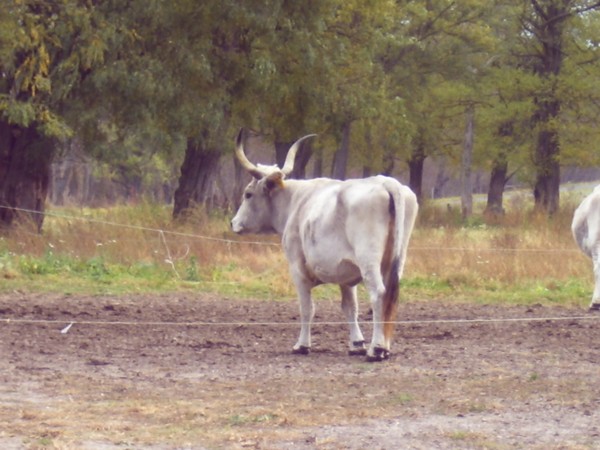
(0, 201, 595, 308)
(0, 246, 593, 308)
(0, 253, 592, 308)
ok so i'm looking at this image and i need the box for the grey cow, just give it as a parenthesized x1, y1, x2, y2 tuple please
(572, 184, 600, 311)
(231, 130, 418, 361)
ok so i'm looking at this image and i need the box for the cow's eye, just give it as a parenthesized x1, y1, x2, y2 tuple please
(244, 192, 253, 200)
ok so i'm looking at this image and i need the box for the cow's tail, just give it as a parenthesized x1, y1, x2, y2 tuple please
(381, 183, 404, 344)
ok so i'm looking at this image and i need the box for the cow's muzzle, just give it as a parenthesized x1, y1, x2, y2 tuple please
(230, 218, 244, 234)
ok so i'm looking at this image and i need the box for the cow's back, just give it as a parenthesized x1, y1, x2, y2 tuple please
(296, 176, 415, 253)
(283, 177, 398, 285)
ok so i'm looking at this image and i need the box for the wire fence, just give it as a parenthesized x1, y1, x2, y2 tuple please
(2, 314, 599, 333)
(0, 203, 596, 331)
(0, 204, 583, 252)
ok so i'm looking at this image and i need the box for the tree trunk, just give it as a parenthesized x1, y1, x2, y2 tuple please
(485, 120, 515, 216)
(460, 104, 474, 219)
(274, 141, 292, 172)
(312, 146, 323, 178)
(331, 121, 351, 180)
(232, 153, 246, 210)
(275, 138, 313, 179)
(173, 138, 221, 219)
(0, 122, 54, 231)
(485, 157, 508, 216)
(433, 159, 450, 199)
(381, 147, 395, 177)
(50, 138, 90, 206)
(363, 129, 387, 177)
(408, 139, 425, 201)
(530, 0, 567, 215)
(533, 124, 560, 215)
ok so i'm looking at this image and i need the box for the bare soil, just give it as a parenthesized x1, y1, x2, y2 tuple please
(1, 291, 599, 449)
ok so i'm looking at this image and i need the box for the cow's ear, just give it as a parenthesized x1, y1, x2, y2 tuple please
(264, 171, 284, 193)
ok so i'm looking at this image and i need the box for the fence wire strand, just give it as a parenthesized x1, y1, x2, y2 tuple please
(0, 204, 582, 253)
(2, 315, 600, 330)
(0, 204, 595, 330)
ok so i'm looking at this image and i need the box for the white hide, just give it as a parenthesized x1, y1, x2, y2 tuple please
(571, 184, 600, 310)
(232, 140, 418, 360)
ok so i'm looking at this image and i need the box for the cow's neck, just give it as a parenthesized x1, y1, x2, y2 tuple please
(269, 180, 306, 234)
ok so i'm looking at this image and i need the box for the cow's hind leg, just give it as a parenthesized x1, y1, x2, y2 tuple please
(340, 285, 366, 355)
(362, 266, 389, 362)
(590, 249, 600, 311)
(292, 280, 314, 354)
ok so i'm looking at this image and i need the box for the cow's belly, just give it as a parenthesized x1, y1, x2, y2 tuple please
(305, 252, 362, 285)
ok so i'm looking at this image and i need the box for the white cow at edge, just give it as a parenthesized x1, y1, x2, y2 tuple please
(231, 130, 418, 361)
(572, 184, 600, 311)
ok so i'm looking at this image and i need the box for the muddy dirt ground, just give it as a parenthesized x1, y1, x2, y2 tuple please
(1, 291, 599, 449)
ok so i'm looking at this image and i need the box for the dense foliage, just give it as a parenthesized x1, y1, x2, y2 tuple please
(1, 0, 599, 228)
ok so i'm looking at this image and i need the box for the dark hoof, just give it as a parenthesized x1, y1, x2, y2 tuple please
(589, 303, 600, 312)
(348, 341, 367, 356)
(365, 347, 390, 362)
(292, 346, 310, 355)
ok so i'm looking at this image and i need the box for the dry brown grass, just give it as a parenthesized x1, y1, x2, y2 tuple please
(408, 201, 589, 290)
(409, 223, 587, 285)
(0, 200, 593, 305)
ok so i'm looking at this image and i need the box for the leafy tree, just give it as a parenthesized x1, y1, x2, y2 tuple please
(167, 1, 340, 216)
(3, 0, 600, 228)
(0, 0, 168, 228)
(380, 0, 493, 201)
(517, 0, 600, 214)
(477, 64, 535, 215)
(0, 0, 112, 229)
(243, 1, 403, 181)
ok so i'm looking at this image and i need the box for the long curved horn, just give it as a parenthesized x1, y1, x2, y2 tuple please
(281, 134, 317, 175)
(235, 129, 264, 179)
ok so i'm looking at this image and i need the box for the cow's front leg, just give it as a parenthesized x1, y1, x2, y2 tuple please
(340, 285, 366, 355)
(292, 280, 314, 354)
